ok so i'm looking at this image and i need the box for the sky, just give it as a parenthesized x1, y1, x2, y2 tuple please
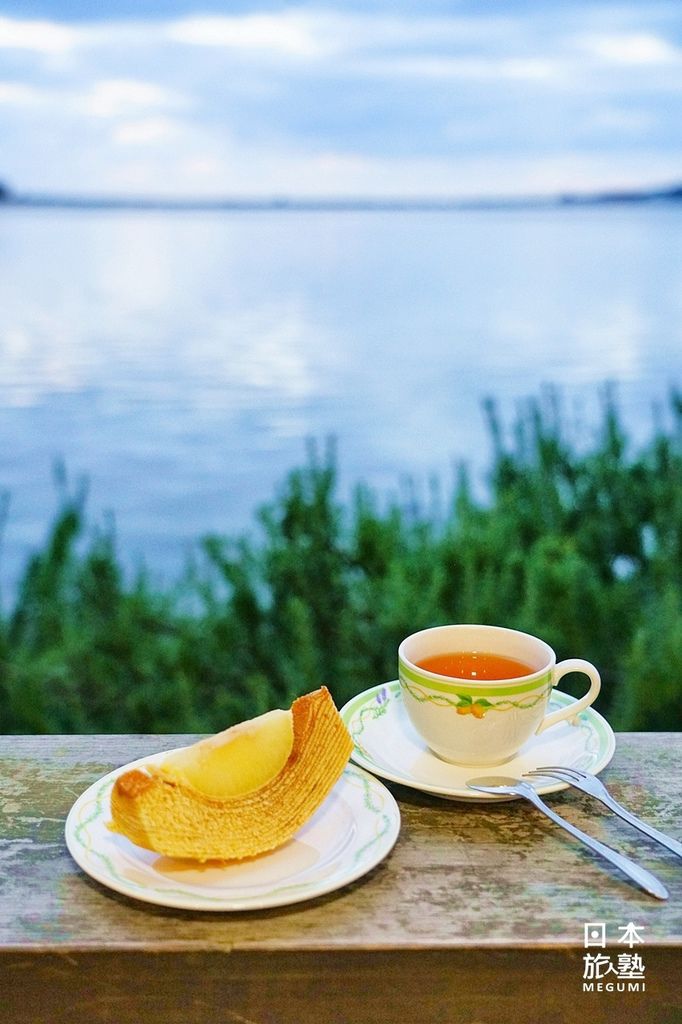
(0, 1, 681, 198)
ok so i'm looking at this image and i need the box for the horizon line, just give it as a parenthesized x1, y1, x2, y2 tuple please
(1, 181, 682, 212)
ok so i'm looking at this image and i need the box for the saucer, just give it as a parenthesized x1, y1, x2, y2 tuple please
(340, 681, 616, 801)
(65, 759, 400, 910)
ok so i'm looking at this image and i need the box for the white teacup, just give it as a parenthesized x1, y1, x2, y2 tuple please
(398, 624, 601, 766)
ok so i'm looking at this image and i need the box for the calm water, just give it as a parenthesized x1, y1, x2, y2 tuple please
(1, 204, 681, 597)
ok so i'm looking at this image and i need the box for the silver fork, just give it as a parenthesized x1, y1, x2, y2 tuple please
(467, 776, 668, 900)
(525, 766, 682, 859)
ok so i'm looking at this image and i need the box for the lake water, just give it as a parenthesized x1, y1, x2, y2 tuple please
(1, 204, 681, 597)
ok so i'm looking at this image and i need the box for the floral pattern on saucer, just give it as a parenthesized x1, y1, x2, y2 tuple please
(340, 681, 615, 802)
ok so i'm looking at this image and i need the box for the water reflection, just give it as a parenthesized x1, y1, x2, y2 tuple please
(0, 205, 680, 594)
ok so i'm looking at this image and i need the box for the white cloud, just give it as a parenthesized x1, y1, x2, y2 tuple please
(0, 82, 45, 106)
(0, 15, 77, 53)
(1, 7, 681, 197)
(0, 77, 187, 127)
(82, 79, 186, 119)
(109, 143, 679, 199)
(165, 13, 325, 57)
(113, 117, 181, 146)
(360, 55, 558, 82)
(581, 32, 681, 66)
(584, 107, 656, 134)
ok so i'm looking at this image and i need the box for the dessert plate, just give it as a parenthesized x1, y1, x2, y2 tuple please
(65, 757, 400, 911)
(340, 682, 616, 802)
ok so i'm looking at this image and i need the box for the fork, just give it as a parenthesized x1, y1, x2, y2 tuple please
(525, 766, 682, 859)
(467, 776, 668, 900)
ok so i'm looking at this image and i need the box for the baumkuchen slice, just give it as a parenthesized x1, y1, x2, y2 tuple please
(109, 686, 353, 861)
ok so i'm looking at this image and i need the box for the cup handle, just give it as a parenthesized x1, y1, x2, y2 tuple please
(535, 659, 601, 735)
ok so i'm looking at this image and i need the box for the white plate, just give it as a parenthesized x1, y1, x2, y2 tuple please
(340, 682, 616, 801)
(65, 757, 400, 911)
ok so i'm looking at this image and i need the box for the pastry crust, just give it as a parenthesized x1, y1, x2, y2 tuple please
(109, 686, 353, 861)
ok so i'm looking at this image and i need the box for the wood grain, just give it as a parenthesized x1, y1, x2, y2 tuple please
(1, 733, 680, 1021)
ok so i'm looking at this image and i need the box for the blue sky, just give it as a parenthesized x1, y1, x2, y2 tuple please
(1, 1, 681, 197)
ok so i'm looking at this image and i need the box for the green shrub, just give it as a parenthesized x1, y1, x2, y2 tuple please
(0, 391, 680, 732)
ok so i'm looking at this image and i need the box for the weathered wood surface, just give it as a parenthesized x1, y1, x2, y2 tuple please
(0, 733, 680, 1022)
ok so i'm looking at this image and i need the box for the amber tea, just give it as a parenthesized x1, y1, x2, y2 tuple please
(416, 651, 535, 681)
(400, 624, 602, 765)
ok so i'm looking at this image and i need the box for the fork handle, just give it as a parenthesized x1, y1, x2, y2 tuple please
(596, 792, 682, 859)
(521, 788, 669, 900)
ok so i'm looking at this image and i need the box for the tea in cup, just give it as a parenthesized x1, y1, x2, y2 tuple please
(398, 624, 601, 766)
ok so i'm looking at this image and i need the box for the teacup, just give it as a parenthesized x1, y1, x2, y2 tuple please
(398, 623, 601, 766)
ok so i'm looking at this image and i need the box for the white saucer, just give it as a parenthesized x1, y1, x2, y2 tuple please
(65, 758, 400, 911)
(340, 681, 616, 802)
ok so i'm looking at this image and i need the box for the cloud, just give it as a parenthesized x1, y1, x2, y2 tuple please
(165, 13, 326, 58)
(112, 117, 181, 146)
(580, 32, 681, 66)
(582, 106, 656, 136)
(0, 15, 77, 53)
(0, 5, 681, 197)
(359, 55, 558, 82)
(0, 82, 45, 105)
(82, 79, 187, 119)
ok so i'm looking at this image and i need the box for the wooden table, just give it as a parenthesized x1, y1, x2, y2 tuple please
(1, 734, 680, 1023)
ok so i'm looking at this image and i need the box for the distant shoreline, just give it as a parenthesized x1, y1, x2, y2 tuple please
(1, 183, 681, 212)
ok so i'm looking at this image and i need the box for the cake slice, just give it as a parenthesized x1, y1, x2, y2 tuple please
(109, 686, 353, 861)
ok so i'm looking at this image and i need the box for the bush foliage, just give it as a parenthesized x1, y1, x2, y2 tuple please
(1, 391, 680, 733)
